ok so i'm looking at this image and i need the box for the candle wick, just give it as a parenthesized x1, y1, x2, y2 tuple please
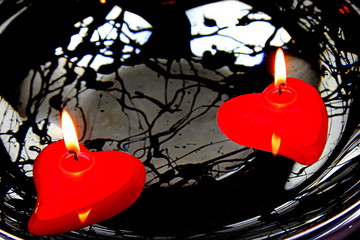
(69, 151, 78, 161)
(278, 83, 286, 95)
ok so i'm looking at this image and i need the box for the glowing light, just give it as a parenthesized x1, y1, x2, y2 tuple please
(275, 48, 286, 89)
(61, 110, 80, 153)
(271, 132, 281, 156)
(78, 208, 92, 224)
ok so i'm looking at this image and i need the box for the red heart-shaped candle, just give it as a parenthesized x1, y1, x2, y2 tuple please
(217, 77, 328, 165)
(28, 140, 146, 236)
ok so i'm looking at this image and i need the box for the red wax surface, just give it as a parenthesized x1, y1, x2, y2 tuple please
(28, 141, 146, 236)
(217, 77, 328, 165)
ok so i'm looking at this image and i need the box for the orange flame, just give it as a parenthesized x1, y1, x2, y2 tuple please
(271, 133, 281, 156)
(61, 109, 80, 153)
(274, 48, 286, 89)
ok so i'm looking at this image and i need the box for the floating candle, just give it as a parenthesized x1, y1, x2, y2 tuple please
(217, 49, 328, 165)
(28, 110, 146, 236)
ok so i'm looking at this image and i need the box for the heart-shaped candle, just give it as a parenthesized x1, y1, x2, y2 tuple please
(28, 110, 146, 236)
(217, 49, 328, 165)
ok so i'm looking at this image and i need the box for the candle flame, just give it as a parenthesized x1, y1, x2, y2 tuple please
(61, 109, 80, 153)
(274, 48, 286, 89)
(78, 208, 92, 224)
(271, 133, 281, 156)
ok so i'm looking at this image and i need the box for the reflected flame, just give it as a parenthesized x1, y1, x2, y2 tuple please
(271, 133, 281, 156)
(274, 48, 286, 88)
(61, 109, 80, 153)
(78, 208, 92, 224)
